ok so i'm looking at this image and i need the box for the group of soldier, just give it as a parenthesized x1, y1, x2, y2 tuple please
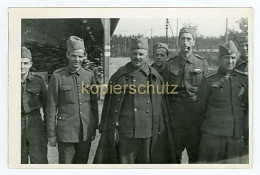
(21, 27, 249, 164)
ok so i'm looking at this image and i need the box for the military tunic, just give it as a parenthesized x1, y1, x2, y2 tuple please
(197, 68, 248, 163)
(47, 66, 99, 163)
(21, 72, 48, 164)
(166, 53, 209, 163)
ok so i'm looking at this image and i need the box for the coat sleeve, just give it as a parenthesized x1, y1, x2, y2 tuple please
(99, 77, 114, 133)
(196, 77, 210, 122)
(46, 73, 59, 138)
(90, 73, 99, 129)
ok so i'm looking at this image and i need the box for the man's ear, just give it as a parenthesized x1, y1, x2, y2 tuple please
(192, 40, 196, 47)
(30, 61, 33, 68)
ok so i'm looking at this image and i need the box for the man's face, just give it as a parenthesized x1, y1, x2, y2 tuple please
(66, 49, 86, 70)
(21, 58, 32, 75)
(178, 33, 195, 53)
(130, 49, 148, 68)
(153, 48, 168, 67)
(219, 54, 238, 71)
(238, 42, 248, 59)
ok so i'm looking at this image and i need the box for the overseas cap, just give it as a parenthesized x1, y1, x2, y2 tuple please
(67, 36, 85, 52)
(153, 42, 169, 52)
(21, 47, 32, 59)
(130, 37, 148, 50)
(237, 35, 248, 45)
(179, 27, 196, 39)
(219, 40, 238, 57)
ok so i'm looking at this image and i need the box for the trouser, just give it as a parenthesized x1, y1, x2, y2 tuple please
(58, 140, 92, 164)
(169, 100, 200, 164)
(198, 133, 248, 164)
(21, 112, 48, 164)
(117, 137, 151, 164)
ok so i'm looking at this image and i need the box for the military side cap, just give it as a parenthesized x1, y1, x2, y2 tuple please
(179, 27, 196, 39)
(237, 35, 248, 45)
(219, 40, 238, 57)
(153, 42, 168, 52)
(21, 47, 32, 59)
(67, 36, 85, 52)
(130, 37, 148, 50)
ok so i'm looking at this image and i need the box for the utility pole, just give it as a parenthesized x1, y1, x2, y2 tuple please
(225, 18, 229, 42)
(166, 18, 169, 44)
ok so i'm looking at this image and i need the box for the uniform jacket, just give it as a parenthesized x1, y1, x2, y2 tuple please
(196, 68, 248, 137)
(21, 72, 47, 117)
(166, 53, 209, 101)
(93, 63, 177, 164)
(47, 66, 99, 143)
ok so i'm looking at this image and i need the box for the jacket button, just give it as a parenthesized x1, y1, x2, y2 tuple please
(58, 117, 62, 120)
(134, 108, 137, 112)
(112, 122, 115, 126)
(147, 100, 150, 104)
(79, 103, 82, 105)
(146, 110, 149, 113)
(78, 94, 81, 96)
(118, 98, 121, 101)
(77, 85, 80, 87)
(115, 110, 118, 113)
(158, 132, 161, 135)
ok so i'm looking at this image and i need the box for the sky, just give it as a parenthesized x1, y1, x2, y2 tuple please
(114, 18, 242, 38)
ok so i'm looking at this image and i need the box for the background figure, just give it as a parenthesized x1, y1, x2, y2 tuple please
(166, 28, 209, 163)
(21, 47, 48, 164)
(151, 42, 170, 82)
(94, 37, 176, 164)
(236, 35, 248, 73)
(47, 36, 99, 164)
(197, 40, 248, 163)
(235, 35, 249, 154)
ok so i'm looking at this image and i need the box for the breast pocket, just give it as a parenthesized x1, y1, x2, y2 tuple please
(190, 68, 203, 86)
(169, 66, 183, 85)
(26, 88, 41, 107)
(60, 85, 74, 103)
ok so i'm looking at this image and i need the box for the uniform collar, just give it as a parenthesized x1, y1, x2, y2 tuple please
(126, 62, 149, 77)
(179, 53, 194, 64)
(151, 63, 165, 73)
(67, 66, 82, 75)
(22, 72, 33, 82)
(219, 67, 236, 76)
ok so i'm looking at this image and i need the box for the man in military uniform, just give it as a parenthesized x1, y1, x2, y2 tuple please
(21, 47, 48, 164)
(47, 36, 99, 164)
(235, 35, 249, 152)
(151, 42, 170, 82)
(197, 41, 248, 163)
(166, 28, 209, 163)
(236, 35, 248, 73)
(94, 37, 176, 164)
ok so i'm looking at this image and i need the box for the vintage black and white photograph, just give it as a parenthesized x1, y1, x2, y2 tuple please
(9, 8, 253, 168)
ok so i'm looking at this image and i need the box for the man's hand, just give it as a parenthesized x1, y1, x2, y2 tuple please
(48, 136, 57, 147)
